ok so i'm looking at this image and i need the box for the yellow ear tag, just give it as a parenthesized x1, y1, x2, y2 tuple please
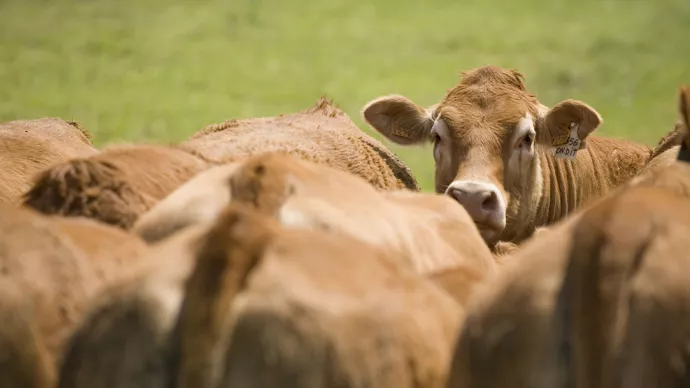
(551, 123, 570, 146)
(391, 127, 412, 139)
(553, 122, 581, 160)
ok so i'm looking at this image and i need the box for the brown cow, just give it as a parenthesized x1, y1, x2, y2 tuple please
(446, 186, 690, 388)
(58, 224, 208, 388)
(0, 204, 148, 384)
(363, 66, 651, 246)
(59, 217, 490, 388)
(23, 144, 209, 229)
(0, 118, 97, 205)
(445, 86, 690, 388)
(557, 86, 690, 388)
(25, 98, 418, 230)
(179, 96, 419, 191)
(562, 186, 690, 388)
(173, 204, 464, 388)
(58, 187, 490, 388)
(133, 152, 494, 275)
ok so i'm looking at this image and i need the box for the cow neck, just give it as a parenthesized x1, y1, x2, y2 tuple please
(535, 148, 589, 229)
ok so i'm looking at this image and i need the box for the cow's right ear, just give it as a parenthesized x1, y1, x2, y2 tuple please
(362, 95, 435, 145)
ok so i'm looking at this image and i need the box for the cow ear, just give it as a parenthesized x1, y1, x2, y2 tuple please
(680, 86, 690, 139)
(362, 95, 435, 145)
(676, 86, 690, 162)
(538, 99, 602, 150)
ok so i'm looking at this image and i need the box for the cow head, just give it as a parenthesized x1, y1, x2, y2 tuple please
(363, 66, 602, 244)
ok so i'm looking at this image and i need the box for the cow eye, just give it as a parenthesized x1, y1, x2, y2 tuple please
(522, 133, 533, 148)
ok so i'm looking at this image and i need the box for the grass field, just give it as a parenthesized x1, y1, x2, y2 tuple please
(1, 0, 688, 191)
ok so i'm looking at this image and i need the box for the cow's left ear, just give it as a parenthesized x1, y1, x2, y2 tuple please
(537, 99, 602, 150)
(680, 86, 690, 138)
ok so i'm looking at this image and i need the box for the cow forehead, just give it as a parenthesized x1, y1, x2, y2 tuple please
(438, 85, 538, 134)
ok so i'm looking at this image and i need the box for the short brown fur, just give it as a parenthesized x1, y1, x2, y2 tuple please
(0, 118, 97, 205)
(0, 279, 55, 388)
(228, 153, 494, 275)
(58, 201, 472, 388)
(134, 152, 494, 275)
(181, 96, 419, 191)
(174, 204, 464, 388)
(174, 204, 279, 388)
(0, 204, 148, 378)
(131, 163, 242, 243)
(446, 215, 579, 388)
(427, 265, 488, 309)
(23, 144, 208, 229)
(58, 224, 208, 388)
(562, 187, 690, 388)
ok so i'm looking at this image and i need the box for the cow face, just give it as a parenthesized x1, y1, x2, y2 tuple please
(363, 66, 602, 244)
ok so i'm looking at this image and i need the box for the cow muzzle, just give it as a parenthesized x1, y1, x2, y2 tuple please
(445, 180, 507, 243)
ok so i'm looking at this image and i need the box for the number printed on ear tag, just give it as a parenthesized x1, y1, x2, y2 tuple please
(553, 123, 581, 160)
(551, 125, 570, 146)
(391, 127, 412, 139)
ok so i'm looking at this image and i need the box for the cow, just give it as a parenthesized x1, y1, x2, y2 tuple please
(133, 152, 494, 275)
(487, 122, 684, 259)
(58, 188, 492, 388)
(362, 66, 652, 247)
(444, 86, 690, 388)
(58, 224, 209, 388)
(556, 86, 690, 388)
(59, 209, 492, 388)
(23, 144, 209, 229)
(562, 186, 690, 388)
(179, 96, 419, 191)
(0, 204, 148, 385)
(446, 187, 690, 388)
(0, 118, 97, 205)
(25, 98, 419, 230)
(172, 203, 464, 388)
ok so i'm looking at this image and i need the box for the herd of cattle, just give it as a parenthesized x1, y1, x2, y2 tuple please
(1, 65, 690, 388)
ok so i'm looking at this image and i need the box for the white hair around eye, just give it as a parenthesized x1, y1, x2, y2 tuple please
(506, 112, 536, 182)
(430, 117, 450, 164)
(513, 112, 536, 151)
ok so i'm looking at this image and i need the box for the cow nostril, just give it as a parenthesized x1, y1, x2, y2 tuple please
(481, 191, 499, 212)
(449, 189, 464, 203)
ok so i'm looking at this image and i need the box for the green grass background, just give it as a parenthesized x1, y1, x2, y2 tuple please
(1, 0, 688, 191)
